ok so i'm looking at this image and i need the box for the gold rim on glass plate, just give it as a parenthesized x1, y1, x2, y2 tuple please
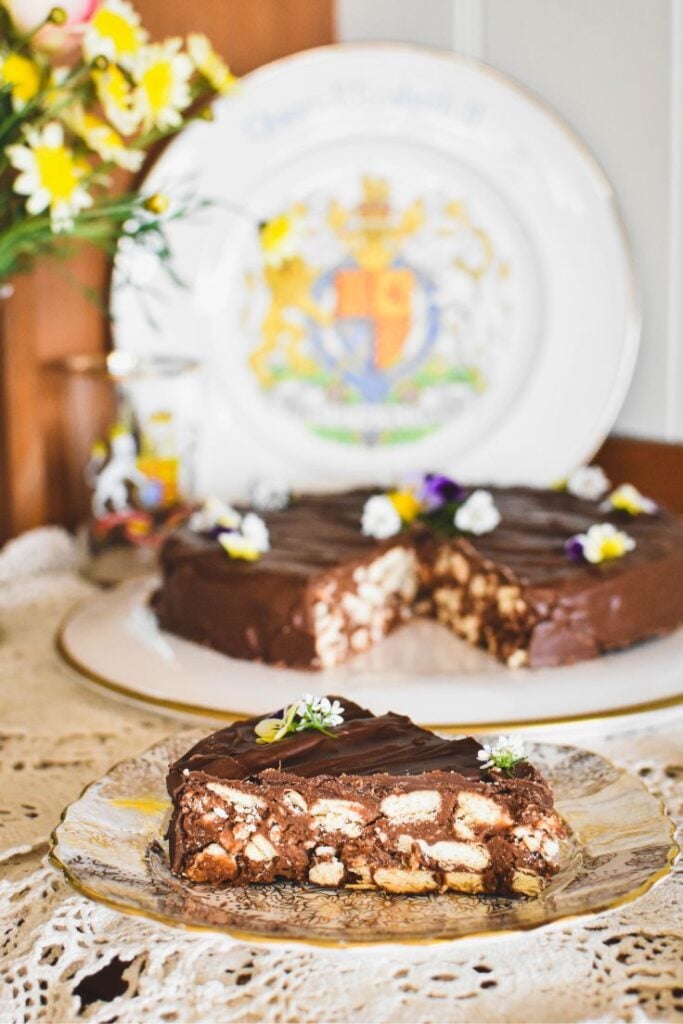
(48, 732, 678, 949)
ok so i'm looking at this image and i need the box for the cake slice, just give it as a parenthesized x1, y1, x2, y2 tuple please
(167, 698, 566, 896)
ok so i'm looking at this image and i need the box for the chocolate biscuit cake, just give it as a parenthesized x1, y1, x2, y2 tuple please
(167, 699, 566, 896)
(152, 485, 683, 669)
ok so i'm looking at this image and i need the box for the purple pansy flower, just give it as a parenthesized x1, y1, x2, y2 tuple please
(419, 473, 466, 510)
(565, 535, 585, 563)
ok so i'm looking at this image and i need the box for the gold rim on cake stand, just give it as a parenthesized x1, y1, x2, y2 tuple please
(55, 601, 683, 734)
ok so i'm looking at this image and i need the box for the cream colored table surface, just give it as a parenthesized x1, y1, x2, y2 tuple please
(0, 528, 681, 1024)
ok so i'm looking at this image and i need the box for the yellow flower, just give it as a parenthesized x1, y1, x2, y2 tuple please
(260, 212, 303, 266)
(0, 52, 42, 109)
(93, 62, 140, 135)
(7, 121, 92, 232)
(68, 107, 143, 170)
(144, 192, 169, 214)
(254, 703, 299, 744)
(218, 532, 261, 561)
(607, 483, 657, 516)
(581, 523, 635, 564)
(132, 39, 192, 132)
(83, 0, 147, 67)
(388, 488, 422, 523)
(187, 33, 237, 95)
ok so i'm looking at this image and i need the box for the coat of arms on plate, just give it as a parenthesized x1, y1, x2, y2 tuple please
(242, 176, 517, 448)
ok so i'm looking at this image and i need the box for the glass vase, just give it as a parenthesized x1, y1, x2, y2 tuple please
(50, 351, 201, 584)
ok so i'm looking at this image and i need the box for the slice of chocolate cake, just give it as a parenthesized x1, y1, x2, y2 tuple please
(152, 484, 683, 669)
(167, 697, 566, 896)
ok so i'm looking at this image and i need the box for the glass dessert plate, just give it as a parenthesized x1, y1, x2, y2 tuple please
(49, 733, 676, 950)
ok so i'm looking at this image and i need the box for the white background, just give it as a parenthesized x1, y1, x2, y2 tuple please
(338, 0, 683, 443)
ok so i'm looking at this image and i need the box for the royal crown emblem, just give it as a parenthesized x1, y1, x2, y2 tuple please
(243, 175, 515, 447)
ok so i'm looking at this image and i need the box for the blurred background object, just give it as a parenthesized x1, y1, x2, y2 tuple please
(48, 352, 199, 582)
(0, 0, 334, 541)
(1, 0, 681, 545)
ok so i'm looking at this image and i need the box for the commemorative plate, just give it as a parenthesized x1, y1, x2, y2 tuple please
(111, 44, 638, 498)
(50, 733, 676, 949)
(57, 578, 683, 731)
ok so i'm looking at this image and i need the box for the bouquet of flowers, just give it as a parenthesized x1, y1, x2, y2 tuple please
(0, 0, 236, 286)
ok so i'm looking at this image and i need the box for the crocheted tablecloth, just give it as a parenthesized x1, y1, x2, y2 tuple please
(0, 528, 681, 1023)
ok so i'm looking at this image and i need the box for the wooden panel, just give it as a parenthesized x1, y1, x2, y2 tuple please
(595, 436, 683, 513)
(0, 281, 48, 538)
(0, 0, 334, 540)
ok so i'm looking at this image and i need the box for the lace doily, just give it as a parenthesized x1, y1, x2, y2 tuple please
(0, 529, 681, 1023)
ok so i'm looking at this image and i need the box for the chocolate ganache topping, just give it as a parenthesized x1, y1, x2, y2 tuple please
(167, 700, 490, 796)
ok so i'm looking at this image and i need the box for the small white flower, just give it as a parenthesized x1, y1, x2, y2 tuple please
(295, 694, 345, 732)
(606, 483, 658, 516)
(361, 494, 402, 539)
(297, 693, 319, 716)
(188, 496, 241, 533)
(323, 698, 344, 727)
(581, 522, 635, 564)
(256, 695, 344, 744)
(249, 477, 290, 512)
(454, 489, 501, 535)
(566, 465, 610, 501)
(477, 735, 526, 771)
(241, 512, 270, 553)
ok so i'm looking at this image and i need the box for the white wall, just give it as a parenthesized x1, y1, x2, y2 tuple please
(337, 0, 683, 442)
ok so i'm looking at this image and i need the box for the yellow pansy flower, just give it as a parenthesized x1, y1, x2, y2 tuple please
(580, 523, 635, 564)
(83, 0, 147, 67)
(0, 52, 42, 110)
(607, 483, 658, 516)
(93, 62, 140, 135)
(187, 33, 237, 95)
(388, 488, 422, 524)
(132, 39, 192, 132)
(218, 532, 262, 562)
(7, 121, 92, 232)
(68, 107, 143, 171)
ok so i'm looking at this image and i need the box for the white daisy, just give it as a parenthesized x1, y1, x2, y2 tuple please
(187, 33, 236, 95)
(92, 62, 141, 136)
(67, 108, 143, 171)
(7, 121, 92, 232)
(454, 489, 501, 535)
(0, 52, 41, 110)
(132, 39, 193, 132)
(83, 0, 147, 67)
